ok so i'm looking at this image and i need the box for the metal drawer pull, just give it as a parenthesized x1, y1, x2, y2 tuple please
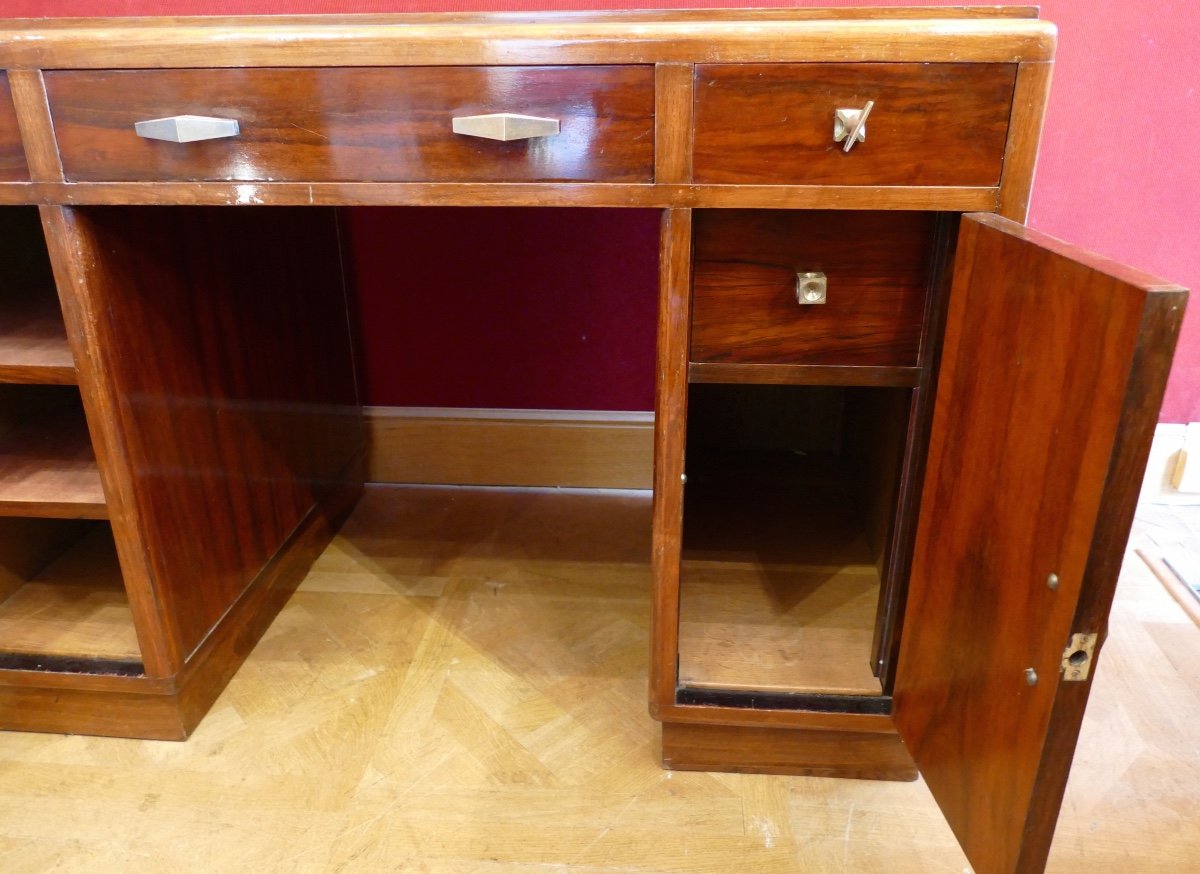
(833, 100, 875, 153)
(796, 272, 827, 305)
(134, 115, 240, 143)
(451, 112, 560, 142)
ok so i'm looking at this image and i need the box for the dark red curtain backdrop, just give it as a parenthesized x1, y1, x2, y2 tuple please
(8, 1, 1198, 421)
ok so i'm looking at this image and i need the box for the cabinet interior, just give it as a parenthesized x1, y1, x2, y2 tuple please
(0, 207, 138, 671)
(678, 383, 910, 702)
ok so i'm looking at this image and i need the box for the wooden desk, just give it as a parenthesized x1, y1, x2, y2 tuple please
(0, 9, 1186, 874)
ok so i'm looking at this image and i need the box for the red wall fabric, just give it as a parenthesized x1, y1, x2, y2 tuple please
(7, 1, 1198, 420)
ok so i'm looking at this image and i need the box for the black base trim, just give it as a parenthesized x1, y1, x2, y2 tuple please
(677, 687, 892, 715)
(0, 652, 145, 677)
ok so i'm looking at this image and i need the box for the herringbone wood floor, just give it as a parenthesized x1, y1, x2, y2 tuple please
(0, 485, 1196, 872)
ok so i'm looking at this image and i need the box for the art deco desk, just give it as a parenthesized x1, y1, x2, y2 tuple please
(0, 9, 1186, 874)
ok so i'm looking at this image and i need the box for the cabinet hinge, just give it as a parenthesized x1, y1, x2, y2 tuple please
(1060, 633, 1098, 681)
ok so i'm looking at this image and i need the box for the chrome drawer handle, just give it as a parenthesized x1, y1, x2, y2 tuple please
(134, 115, 240, 143)
(833, 100, 875, 153)
(796, 272, 827, 305)
(451, 112, 560, 142)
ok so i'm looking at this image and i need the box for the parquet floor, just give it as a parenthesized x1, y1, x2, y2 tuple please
(0, 485, 1197, 872)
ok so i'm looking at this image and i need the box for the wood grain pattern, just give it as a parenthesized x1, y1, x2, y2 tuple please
(871, 213, 960, 690)
(0, 294, 75, 385)
(44, 205, 362, 672)
(691, 210, 936, 366)
(694, 63, 1017, 186)
(678, 441, 886, 699)
(1014, 283, 1186, 874)
(649, 208, 691, 712)
(654, 63, 693, 183)
(365, 407, 653, 490)
(0, 17, 1056, 69)
(0, 206, 74, 385)
(43, 181, 1000, 211)
(46, 67, 655, 184)
(662, 721, 916, 780)
(893, 214, 1187, 874)
(997, 61, 1054, 221)
(6, 70, 61, 183)
(688, 363, 920, 387)
(0, 387, 105, 519)
(1, 499, 1197, 871)
(0, 73, 28, 182)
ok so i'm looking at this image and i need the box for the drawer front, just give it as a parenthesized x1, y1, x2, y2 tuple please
(693, 63, 1016, 186)
(0, 73, 29, 181)
(45, 66, 655, 183)
(691, 211, 935, 367)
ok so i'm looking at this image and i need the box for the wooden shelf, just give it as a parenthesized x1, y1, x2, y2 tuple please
(678, 452, 884, 697)
(0, 293, 76, 385)
(0, 522, 141, 664)
(0, 398, 107, 519)
(689, 362, 920, 387)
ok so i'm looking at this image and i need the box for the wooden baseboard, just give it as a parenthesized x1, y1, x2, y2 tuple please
(661, 720, 917, 781)
(365, 406, 654, 490)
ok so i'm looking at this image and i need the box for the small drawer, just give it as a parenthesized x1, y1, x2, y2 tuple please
(0, 73, 29, 182)
(45, 66, 655, 183)
(690, 211, 935, 367)
(693, 63, 1016, 186)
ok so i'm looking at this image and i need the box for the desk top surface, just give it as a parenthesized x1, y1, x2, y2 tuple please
(0, 7, 1056, 68)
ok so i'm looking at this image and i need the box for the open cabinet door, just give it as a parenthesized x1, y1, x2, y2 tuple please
(893, 213, 1186, 874)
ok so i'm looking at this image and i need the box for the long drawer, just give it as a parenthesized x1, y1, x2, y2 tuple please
(693, 63, 1017, 187)
(44, 66, 656, 183)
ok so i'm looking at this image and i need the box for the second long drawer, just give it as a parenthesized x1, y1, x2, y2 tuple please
(44, 66, 656, 183)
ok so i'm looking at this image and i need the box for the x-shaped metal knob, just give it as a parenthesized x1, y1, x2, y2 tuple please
(833, 100, 875, 153)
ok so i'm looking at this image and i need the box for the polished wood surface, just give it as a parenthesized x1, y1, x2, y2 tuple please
(0, 524, 138, 662)
(0, 386, 105, 520)
(0, 207, 73, 385)
(871, 212, 959, 688)
(47, 66, 655, 184)
(1015, 260, 1186, 873)
(0, 294, 74, 385)
(0, 73, 27, 182)
(653, 62, 693, 184)
(691, 211, 935, 366)
(5, 70, 62, 184)
(893, 214, 1187, 874)
(648, 209, 691, 712)
(39, 180, 1001, 211)
(366, 407, 653, 491)
(1, 498, 1195, 870)
(997, 61, 1054, 221)
(688, 362, 921, 387)
(0, 16, 1056, 70)
(0, 16, 1179, 871)
(44, 206, 362, 672)
(663, 721, 915, 780)
(694, 64, 1017, 186)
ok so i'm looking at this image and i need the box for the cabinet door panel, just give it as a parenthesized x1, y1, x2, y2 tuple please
(894, 213, 1186, 874)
